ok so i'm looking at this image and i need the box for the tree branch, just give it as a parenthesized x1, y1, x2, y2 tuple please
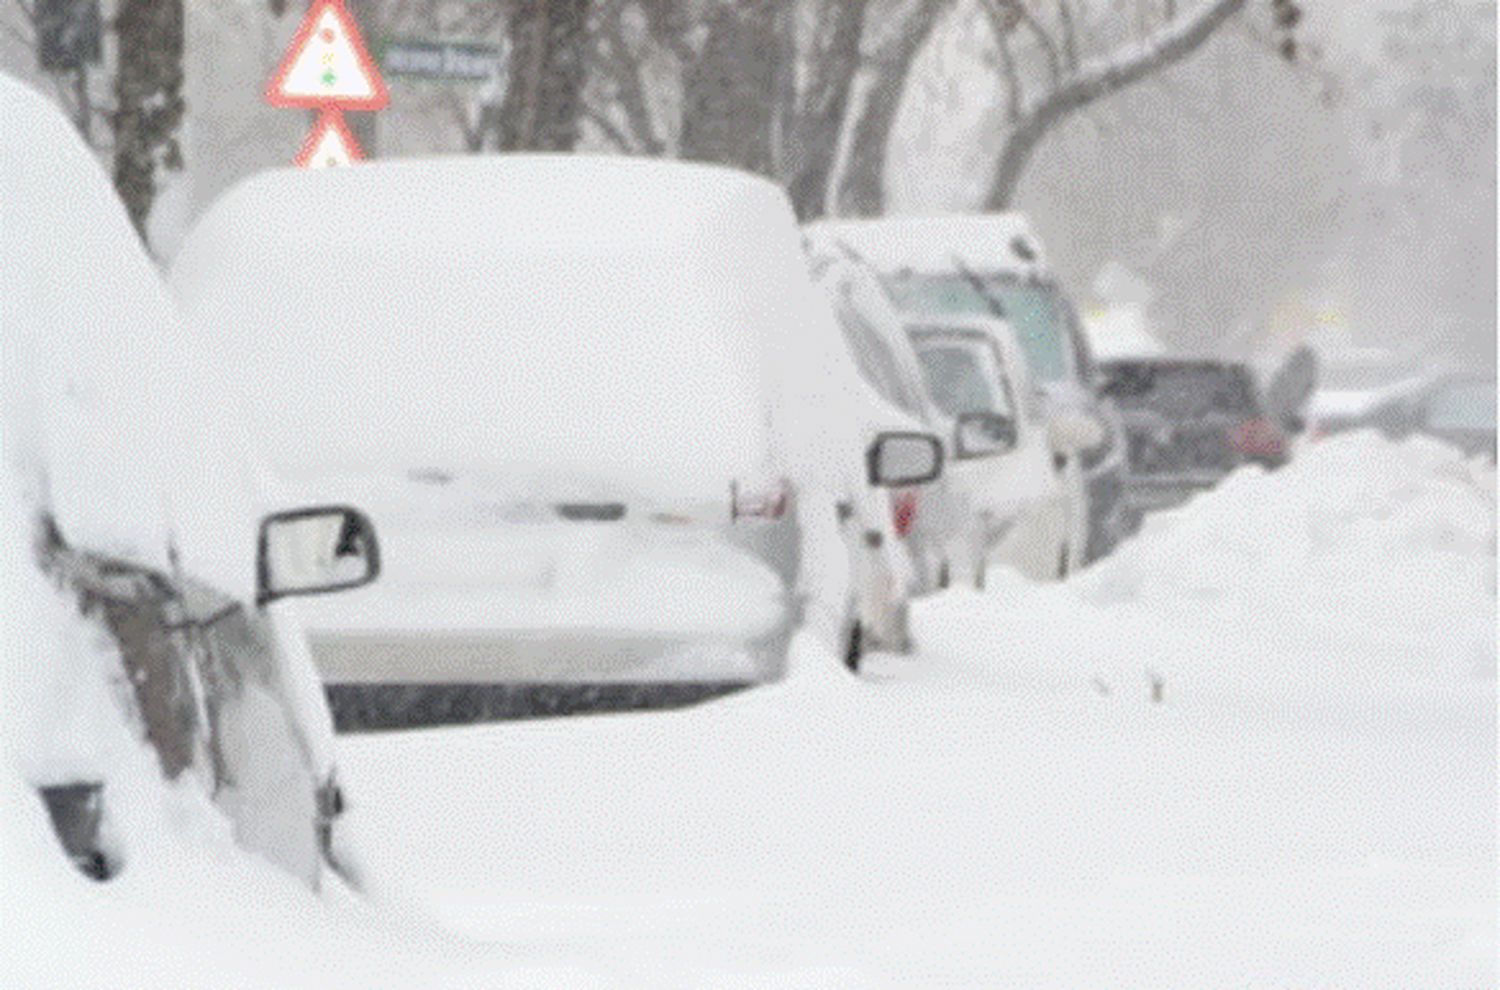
(1056, 0, 1080, 70)
(593, 0, 666, 154)
(581, 104, 638, 152)
(992, 29, 1022, 123)
(1013, 1, 1062, 88)
(984, 0, 1249, 209)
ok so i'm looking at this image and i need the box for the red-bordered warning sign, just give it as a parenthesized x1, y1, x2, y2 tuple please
(266, 0, 389, 111)
(293, 108, 364, 168)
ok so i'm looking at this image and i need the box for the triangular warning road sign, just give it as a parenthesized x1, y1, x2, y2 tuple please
(294, 109, 364, 168)
(266, 0, 389, 110)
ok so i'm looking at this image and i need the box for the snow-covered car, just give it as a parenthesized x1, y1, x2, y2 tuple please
(1098, 358, 1291, 515)
(1, 75, 380, 889)
(905, 315, 1085, 582)
(807, 253, 961, 596)
(170, 155, 944, 703)
(804, 214, 1136, 563)
(1308, 374, 1496, 462)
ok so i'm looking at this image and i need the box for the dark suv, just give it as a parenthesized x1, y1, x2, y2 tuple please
(1099, 359, 1289, 516)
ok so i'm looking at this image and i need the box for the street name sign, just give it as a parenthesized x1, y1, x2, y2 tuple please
(381, 38, 505, 82)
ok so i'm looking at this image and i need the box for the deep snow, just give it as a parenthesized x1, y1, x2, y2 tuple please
(5, 433, 1493, 987)
(331, 433, 1496, 987)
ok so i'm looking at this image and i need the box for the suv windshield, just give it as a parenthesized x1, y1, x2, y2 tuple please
(882, 273, 1075, 385)
(1101, 363, 1258, 420)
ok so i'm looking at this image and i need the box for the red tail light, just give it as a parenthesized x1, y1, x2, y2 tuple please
(890, 490, 918, 538)
(731, 477, 792, 521)
(1228, 418, 1287, 460)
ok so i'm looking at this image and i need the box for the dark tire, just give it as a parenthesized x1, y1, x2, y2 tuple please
(1056, 543, 1071, 580)
(937, 560, 951, 590)
(843, 620, 864, 673)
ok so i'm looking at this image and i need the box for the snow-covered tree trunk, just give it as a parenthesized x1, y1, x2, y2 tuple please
(784, 0, 870, 221)
(498, 0, 591, 152)
(678, 0, 786, 177)
(835, 0, 951, 217)
(112, 0, 184, 242)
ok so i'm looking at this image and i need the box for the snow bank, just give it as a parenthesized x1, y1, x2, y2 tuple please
(910, 432, 1496, 694)
(337, 629, 1495, 988)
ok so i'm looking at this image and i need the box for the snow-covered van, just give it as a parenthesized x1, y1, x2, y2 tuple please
(2, 75, 380, 889)
(170, 155, 942, 707)
(804, 215, 1138, 562)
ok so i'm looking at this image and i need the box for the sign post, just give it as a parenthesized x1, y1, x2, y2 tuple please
(265, 0, 388, 168)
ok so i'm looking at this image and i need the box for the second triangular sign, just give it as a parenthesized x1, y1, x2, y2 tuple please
(294, 109, 364, 168)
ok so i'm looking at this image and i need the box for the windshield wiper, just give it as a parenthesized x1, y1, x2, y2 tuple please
(952, 255, 1007, 321)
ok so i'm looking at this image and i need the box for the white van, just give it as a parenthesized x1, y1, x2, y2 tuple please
(171, 156, 941, 700)
(805, 215, 1135, 563)
(2, 75, 379, 888)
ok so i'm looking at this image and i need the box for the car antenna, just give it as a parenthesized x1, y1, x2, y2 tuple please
(952, 254, 1007, 320)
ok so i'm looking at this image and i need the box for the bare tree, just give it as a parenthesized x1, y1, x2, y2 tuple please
(975, 0, 1257, 210)
(835, 0, 953, 217)
(581, 0, 950, 220)
(782, 0, 869, 219)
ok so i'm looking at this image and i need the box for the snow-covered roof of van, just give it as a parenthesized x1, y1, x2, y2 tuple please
(803, 214, 1047, 275)
(169, 155, 844, 494)
(180, 154, 795, 261)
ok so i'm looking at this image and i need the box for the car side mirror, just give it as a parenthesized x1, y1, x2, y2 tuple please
(954, 412, 1017, 459)
(1047, 410, 1106, 456)
(256, 506, 381, 605)
(867, 432, 944, 487)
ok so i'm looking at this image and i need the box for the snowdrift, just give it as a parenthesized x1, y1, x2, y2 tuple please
(912, 432, 1496, 693)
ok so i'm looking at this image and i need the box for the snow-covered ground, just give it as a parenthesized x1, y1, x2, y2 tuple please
(331, 432, 1495, 986)
(6, 433, 1494, 987)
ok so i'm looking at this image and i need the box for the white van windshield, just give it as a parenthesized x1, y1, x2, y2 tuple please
(908, 331, 1016, 420)
(883, 274, 1074, 385)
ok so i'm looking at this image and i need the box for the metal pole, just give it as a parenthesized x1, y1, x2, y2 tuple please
(344, 0, 377, 156)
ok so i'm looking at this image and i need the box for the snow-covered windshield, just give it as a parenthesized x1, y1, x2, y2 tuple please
(883, 275, 1074, 384)
(1426, 381, 1497, 430)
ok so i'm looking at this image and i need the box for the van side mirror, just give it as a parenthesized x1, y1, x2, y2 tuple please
(954, 412, 1017, 459)
(867, 432, 944, 487)
(256, 506, 380, 605)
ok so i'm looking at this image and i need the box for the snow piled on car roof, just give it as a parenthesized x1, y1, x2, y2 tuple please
(169, 156, 836, 500)
(805, 213, 1046, 274)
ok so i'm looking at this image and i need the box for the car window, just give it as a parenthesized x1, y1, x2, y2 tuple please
(834, 293, 927, 418)
(909, 334, 1016, 423)
(1425, 382, 1496, 431)
(882, 274, 1074, 385)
